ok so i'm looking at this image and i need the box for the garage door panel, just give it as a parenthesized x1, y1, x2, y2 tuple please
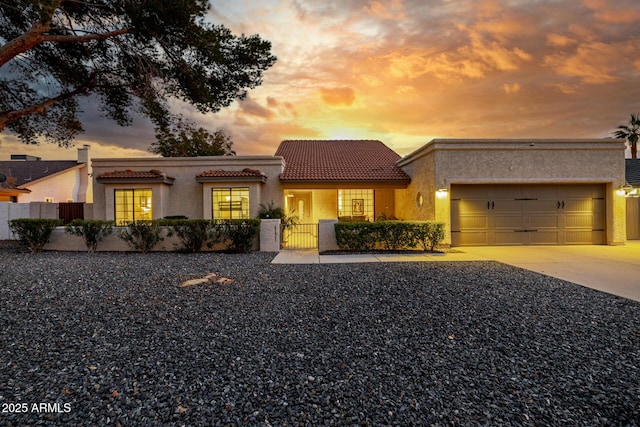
(494, 231, 525, 245)
(452, 231, 488, 246)
(527, 199, 558, 212)
(564, 199, 593, 213)
(493, 214, 524, 229)
(494, 200, 522, 213)
(459, 215, 488, 230)
(565, 214, 593, 229)
(530, 231, 559, 245)
(529, 214, 559, 229)
(565, 230, 598, 244)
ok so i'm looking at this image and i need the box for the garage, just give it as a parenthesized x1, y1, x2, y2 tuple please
(451, 184, 605, 246)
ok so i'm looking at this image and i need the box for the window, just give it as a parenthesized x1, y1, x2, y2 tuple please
(338, 189, 374, 220)
(114, 189, 152, 225)
(212, 187, 249, 219)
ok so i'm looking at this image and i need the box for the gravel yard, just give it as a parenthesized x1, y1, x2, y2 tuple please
(0, 251, 638, 426)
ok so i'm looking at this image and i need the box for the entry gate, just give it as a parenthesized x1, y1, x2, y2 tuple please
(281, 223, 318, 249)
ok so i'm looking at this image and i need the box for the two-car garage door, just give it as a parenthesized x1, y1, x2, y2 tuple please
(451, 184, 605, 246)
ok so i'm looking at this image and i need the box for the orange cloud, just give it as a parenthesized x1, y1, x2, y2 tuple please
(365, 0, 405, 20)
(544, 41, 622, 84)
(547, 34, 578, 47)
(502, 83, 521, 94)
(319, 87, 356, 106)
(583, 0, 640, 24)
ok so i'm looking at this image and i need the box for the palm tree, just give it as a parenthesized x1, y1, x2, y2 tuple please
(613, 113, 640, 158)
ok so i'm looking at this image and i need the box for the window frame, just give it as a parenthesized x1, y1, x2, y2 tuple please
(114, 188, 153, 225)
(211, 187, 250, 219)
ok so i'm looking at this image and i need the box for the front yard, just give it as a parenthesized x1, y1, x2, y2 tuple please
(0, 251, 638, 426)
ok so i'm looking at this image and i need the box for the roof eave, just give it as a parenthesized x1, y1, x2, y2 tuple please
(96, 177, 175, 185)
(196, 175, 267, 184)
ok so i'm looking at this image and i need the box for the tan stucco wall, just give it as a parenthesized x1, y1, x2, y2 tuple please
(92, 156, 285, 221)
(398, 139, 627, 245)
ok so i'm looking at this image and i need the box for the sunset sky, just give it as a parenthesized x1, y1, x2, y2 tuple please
(1, 0, 640, 160)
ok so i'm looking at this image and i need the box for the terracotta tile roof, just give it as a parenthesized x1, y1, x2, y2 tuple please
(96, 169, 175, 184)
(97, 169, 171, 179)
(275, 140, 410, 182)
(626, 159, 640, 186)
(196, 168, 264, 178)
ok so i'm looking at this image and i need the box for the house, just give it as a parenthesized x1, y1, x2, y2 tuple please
(91, 138, 629, 247)
(0, 145, 91, 203)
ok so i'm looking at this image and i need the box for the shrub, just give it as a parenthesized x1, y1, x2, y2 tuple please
(219, 219, 260, 253)
(65, 219, 115, 252)
(8, 218, 62, 253)
(377, 221, 416, 250)
(161, 219, 215, 253)
(117, 220, 164, 253)
(334, 222, 378, 251)
(412, 221, 446, 251)
(334, 221, 446, 252)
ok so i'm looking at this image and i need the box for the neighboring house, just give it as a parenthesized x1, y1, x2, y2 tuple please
(91, 138, 629, 246)
(625, 159, 640, 239)
(0, 145, 91, 203)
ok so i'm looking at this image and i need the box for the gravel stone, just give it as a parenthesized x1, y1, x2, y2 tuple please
(0, 251, 638, 426)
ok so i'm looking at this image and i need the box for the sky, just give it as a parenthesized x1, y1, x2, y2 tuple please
(1, 0, 640, 160)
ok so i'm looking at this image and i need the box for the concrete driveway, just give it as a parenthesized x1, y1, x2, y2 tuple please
(273, 242, 640, 302)
(460, 242, 640, 302)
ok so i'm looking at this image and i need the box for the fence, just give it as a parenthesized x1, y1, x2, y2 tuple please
(0, 202, 92, 240)
(281, 223, 318, 249)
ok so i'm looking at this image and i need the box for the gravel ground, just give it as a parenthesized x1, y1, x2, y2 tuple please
(0, 251, 638, 426)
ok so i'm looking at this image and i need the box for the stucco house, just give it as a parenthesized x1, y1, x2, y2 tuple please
(91, 138, 628, 247)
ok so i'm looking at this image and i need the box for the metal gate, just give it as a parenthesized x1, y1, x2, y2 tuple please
(59, 202, 84, 224)
(281, 223, 318, 249)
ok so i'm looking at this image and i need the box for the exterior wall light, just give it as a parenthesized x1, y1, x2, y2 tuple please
(616, 184, 633, 197)
(436, 188, 448, 199)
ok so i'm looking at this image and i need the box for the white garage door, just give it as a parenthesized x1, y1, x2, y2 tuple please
(451, 184, 605, 246)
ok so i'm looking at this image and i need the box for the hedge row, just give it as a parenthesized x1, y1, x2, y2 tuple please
(334, 221, 445, 252)
(8, 218, 260, 253)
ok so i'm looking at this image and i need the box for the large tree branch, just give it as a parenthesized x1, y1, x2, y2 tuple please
(0, 76, 95, 132)
(0, 0, 131, 68)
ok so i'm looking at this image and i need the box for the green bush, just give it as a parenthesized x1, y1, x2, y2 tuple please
(377, 221, 416, 250)
(161, 219, 216, 253)
(412, 221, 446, 251)
(219, 219, 260, 253)
(8, 218, 62, 253)
(334, 222, 378, 251)
(117, 220, 164, 253)
(65, 219, 115, 253)
(334, 221, 445, 252)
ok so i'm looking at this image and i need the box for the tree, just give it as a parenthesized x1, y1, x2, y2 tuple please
(613, 113, 640, 159)
(150, 116, 235, 157)
(0, 1, 276, 147)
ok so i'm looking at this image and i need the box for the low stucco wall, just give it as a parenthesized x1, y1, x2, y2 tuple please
(43, 227, 259, 252)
